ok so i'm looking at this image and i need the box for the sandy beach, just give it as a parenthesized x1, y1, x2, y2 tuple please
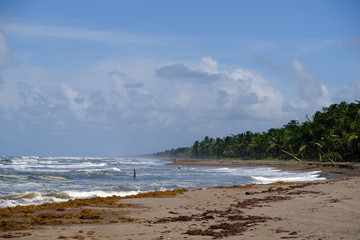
(1, 160, 360, 240)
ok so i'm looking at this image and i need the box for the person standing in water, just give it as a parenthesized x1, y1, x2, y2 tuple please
(133, 169, 136, 179)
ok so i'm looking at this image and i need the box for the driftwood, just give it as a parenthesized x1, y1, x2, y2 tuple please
(282, 149, 336, 164)
(281, 150, 303, 162)
(321, 150, 336, 164)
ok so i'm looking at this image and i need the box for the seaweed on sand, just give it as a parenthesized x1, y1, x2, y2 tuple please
(0, 188, 188, 231)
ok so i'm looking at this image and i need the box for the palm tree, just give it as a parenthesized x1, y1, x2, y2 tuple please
(191, 141, 199, 157)
(247, 133, 267, 159)
(267, 128, 285, 159)
(214, 137, 223, 158)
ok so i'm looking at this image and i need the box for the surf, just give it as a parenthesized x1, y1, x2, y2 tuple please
(0, 156, 326, 207)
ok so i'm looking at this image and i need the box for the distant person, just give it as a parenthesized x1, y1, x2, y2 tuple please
(133, 169, 136, 179)
(178, 165, 181, 170)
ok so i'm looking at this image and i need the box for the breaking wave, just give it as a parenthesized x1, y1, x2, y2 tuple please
(0, 156, 326, 207)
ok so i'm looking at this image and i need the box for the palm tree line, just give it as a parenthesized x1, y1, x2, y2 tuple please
(154, 101, 360, 162)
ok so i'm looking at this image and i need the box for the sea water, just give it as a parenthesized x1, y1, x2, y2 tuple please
(0, 156, 325, 207)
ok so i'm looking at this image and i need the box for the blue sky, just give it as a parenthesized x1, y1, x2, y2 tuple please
(0, 0, 359, 156)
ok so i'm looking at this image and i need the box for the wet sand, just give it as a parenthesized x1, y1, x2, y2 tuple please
(1, 160, 360, 240)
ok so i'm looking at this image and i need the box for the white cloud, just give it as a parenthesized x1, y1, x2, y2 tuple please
(291, 59, 331, 104)
(40, 57, 294, 134)
(199, 56, 218, 73)
(292, 59, 322, 100)
(0, 56, 337, 152)
(87, 91, 106, 119)
(156, 63, 217, 83)
(155, 58, 289, 124)
(109, 71, 152, 112)
(60, 83, 89, 120)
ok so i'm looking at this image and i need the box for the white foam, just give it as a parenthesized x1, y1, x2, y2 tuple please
(48, 162, 107, 169)
(63, 190, 140, 199)
(19, 192, 42, 200)
(251, 171, 325, 184)
(0, 156, 330, 208)
(0, 189, 142, 208)
(0, 199, 23, 208)
(109, 167, 121, 172)
(4, 160, 108, 172)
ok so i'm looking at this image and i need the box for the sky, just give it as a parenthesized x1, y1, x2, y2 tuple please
(0, 0, 359, 156)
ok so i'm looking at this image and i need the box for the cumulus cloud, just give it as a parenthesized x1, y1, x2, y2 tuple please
(108, 70, 154, 122)
(216, 89, 229, 105)
(87, 91, 106, 119)
(155, 57, 287, 123)
(154, 56, 287, 123)
(11, 83, 73, 132)
(60, 83, 89, 120)
(291, 59, 331, 109)
(155, 62, 220, 84)
(109, 71, 146, 94)
(292, 59, 323, 100)
(2, 56, 330, 149)
(199, 56, 218, 73)
(17, 83, 49, 106)
(43, 57, 291, 134)
(109, 71, 144, 89)
(11, 81, 109, 128)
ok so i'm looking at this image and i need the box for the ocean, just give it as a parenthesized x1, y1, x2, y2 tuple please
(0, 156, 326, 208)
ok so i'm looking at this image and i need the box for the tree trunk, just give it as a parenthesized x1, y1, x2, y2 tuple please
(281, 150, 303, 162)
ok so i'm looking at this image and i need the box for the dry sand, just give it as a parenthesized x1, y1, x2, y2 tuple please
(1, 160, 360, 240)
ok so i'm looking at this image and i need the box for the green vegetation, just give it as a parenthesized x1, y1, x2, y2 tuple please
(154, 101, 360, 162)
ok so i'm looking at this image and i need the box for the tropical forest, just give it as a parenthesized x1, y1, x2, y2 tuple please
(154, 100, 360, 162)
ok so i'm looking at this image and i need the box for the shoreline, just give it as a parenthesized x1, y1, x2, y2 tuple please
(1, 177, 359, 239)
(162, 158, 360, 179)
(1, 159, 359, 239)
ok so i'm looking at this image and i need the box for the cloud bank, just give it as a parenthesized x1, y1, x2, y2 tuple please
(0, 57, 312, 131)
(0, 56, 356, 155)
